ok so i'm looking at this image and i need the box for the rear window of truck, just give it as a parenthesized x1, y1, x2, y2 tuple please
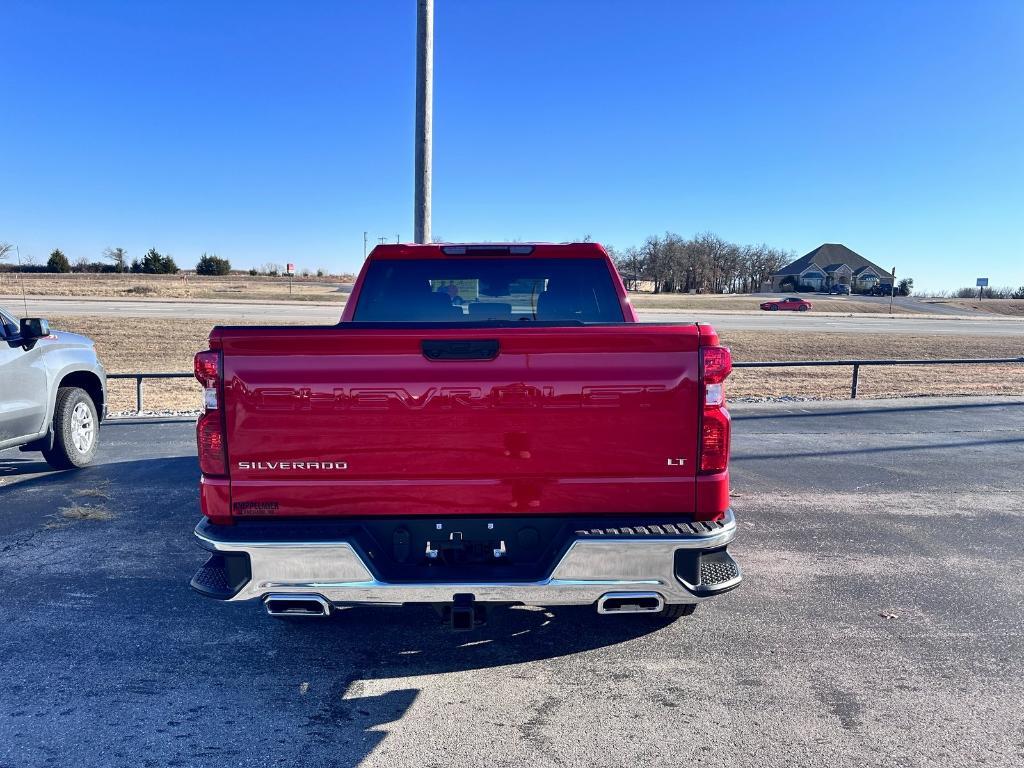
(353, 258, 624, 323)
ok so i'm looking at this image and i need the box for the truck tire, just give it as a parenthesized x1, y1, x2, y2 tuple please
(42, 387, 99, 469)
(659, 603, 697, 620)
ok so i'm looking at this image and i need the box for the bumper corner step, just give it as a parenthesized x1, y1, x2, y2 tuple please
(190, 553, 251, 600)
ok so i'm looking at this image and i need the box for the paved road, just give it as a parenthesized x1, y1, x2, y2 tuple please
(834, 294, 993, 316)
(642, 310, 1024, 335)
(0, 295, 343, 324)
(887, 295, 991, 316)
(4, 294, 1024, 335)
(2, 397, 1022, 766)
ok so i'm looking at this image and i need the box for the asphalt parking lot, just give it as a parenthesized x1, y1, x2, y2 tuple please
(1, 397, 1022, 767)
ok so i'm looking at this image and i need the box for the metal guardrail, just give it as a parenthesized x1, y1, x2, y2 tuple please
(733, 357, 1024, 399)
(108, 357, 1024, 413)
(107, 372, 193, 413)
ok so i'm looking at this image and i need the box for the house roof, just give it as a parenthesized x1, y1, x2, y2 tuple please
(774, 244, 893, 279)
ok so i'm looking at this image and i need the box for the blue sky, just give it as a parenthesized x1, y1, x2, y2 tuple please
(1, 1, 1021, 290)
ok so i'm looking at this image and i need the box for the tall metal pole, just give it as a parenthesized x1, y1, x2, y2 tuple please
(889, 266, 895, 314)
(414, 0, 433, 244)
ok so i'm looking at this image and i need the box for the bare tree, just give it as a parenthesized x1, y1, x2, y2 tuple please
(0, 241, 13, 262)
(609, 246, 645, 290)
(641, 235, 668, 293)
(605, 231, 797, 295)
(103, 247, 128, 273)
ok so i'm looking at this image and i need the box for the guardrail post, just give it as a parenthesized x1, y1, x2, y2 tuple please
(850, 364, 860, 399)
(136, 376, 144, 414)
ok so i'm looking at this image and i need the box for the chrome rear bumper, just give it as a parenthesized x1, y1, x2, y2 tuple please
(192, 510, 741, 608)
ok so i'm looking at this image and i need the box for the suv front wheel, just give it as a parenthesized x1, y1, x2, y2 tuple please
(43, 387, 99, 469)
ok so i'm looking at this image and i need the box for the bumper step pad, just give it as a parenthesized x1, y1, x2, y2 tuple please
(700, 552, 741, 588)
(673, 547, 742, 595)
(190, 553, 251, 600)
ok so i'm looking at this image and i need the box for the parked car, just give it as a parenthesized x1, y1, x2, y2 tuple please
(0, 306, 106, 468)
(760, 297, 813, 311)
(189, 242, 742, 627)
(829, 284, 851, 295)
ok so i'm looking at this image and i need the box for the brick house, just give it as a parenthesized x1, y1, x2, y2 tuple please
(770, 244, 894, 293)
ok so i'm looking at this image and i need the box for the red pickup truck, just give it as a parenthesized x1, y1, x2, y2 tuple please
(190, 243, 740, 628)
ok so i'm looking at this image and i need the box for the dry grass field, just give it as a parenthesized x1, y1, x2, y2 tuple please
(726, 330, 1023, 400)
(43, 315, 1024, 414)
(925, 299, 1024, 316)
(629, 292, 923, 314)
(0, 272, 354, 302)
(47, 314, 302, 413)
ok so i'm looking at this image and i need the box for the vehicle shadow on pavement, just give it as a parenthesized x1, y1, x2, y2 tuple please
(209, 602, 672, 753)
(0, 455, 52, 476)
(0, 451, 679, 765)
(194, 602, 672, 758)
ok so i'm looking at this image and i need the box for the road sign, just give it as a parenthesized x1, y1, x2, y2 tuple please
(976, 277, 989, 287)
(286, 263, 296, 275)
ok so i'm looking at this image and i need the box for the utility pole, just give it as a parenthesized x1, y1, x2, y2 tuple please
(363, 231, 368, 260)
(414, 0, 433, 244)
(396, 234, 401, 245)
(889, 267, 896, 314)
(378, 236, 387, 246)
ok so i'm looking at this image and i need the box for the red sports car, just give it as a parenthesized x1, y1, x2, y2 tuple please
(760, 297, 812, 311)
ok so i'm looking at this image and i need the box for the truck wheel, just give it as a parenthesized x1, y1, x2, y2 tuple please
(42, 387, 99, 469)
(659, 603, 697, 620)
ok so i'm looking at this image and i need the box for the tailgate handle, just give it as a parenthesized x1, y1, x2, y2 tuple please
(422, 339, 500, 361)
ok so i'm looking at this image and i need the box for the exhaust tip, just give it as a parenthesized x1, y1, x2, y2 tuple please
(264, 594, 331, 618)
(597, 592, 665, 615)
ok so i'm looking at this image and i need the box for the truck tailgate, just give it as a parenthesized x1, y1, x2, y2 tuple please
(216, 324, 702, 518)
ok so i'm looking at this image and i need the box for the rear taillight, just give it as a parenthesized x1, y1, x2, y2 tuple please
(194, 350, 226, 476)
(699, 346, 732, 474)
(699, 406, 730, 472)
(195, 350, 222, 393)
(197, 412, 227, 475)
(702, 346, 732, 383)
